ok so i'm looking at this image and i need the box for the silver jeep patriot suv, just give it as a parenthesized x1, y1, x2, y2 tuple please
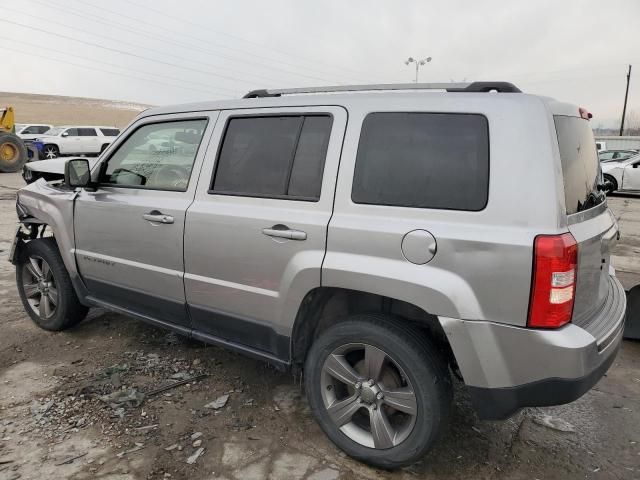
(10, 82, 626, 468)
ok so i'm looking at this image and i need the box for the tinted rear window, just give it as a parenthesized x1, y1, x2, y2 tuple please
(212, 115, 332, 200)
(554, 116, 603, 214)
(100, 128, 120, 136)
(352, 113, 489, 210)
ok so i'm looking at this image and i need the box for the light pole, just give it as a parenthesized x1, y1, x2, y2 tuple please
(405, 56, 432, 82)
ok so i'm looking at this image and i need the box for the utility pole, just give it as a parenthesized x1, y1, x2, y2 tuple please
(619, 64, 632, 136)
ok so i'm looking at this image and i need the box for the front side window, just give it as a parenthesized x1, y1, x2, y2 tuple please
(100, 119, 208, 191)
(64, 128, 79, 137)
(211, 115, 332, 201)
(352, 112, 490, 211)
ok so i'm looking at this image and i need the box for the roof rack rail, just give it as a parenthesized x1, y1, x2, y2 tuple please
(243, 81, 521, 98)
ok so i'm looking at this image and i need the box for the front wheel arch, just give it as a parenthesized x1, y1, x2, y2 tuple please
(604, 173, 618, 192)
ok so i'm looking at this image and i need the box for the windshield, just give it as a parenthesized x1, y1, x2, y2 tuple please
(554, 115, 605, 214)
(45, 127, 65, 136)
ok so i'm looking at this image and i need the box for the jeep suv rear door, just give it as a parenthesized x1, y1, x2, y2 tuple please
(184, 106, 346, 360)
(77, 128, 100, 154)
(74, 113, 217, 330)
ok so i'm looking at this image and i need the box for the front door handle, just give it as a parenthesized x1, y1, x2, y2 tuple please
(143, 211, 174, 224)
(262, 225, 307, 241)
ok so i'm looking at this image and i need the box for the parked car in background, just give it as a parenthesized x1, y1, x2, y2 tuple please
(14, 123, 52, 140)
(601, 153, 640, 192)
(10, 82, 626, 469)
(599, 149, 638, 162)
(34, 126, 121, 159)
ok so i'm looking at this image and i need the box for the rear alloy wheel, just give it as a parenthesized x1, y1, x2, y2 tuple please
(321, 343, 418, 449)
(43, 144, 59, 159)
(305, 315, 452, 469)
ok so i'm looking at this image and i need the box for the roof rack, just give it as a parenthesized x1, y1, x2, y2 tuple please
(243, 81, 522, 98)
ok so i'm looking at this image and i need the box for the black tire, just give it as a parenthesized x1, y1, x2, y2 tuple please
(100, 143, 109, 154)
(304, 314, 452, 469)
(42, 144, 59, 159)
(0, 132, 28, 172)
(604, 174, 618, 193)
(16, 237, 88, 331)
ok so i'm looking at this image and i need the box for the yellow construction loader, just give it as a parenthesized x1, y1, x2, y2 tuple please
(0, 106, 29, 173)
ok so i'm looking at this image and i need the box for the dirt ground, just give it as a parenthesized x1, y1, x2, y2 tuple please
(0, 172, 638, 480)
(0, 92, 147, 128)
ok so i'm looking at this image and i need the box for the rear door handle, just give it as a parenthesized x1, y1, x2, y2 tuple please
(262, 226, 307, 240)
(143, 212, 174, 224)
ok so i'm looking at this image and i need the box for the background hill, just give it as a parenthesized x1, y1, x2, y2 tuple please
(0, 92, 149, 128)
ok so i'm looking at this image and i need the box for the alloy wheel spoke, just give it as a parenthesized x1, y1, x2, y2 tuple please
(41, 261, 51, 280)
(39, 294, 52, 318)
(381, 386, 417, 415)
(327, 394, 361, 427)
(47, 288, 58, 306)
(23, 283, 40, 298)
(363, 345, 386, 381)
(369, 407, 396, 449)
(28, 258, 42, 278)
(324, 354, 362, 387)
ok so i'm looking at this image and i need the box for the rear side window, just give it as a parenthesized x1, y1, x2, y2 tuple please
(100, 128, 120, 136)
(352, 113, 489, 211)
(211, 115, 332, 201)
(554, 116, 603, 214)
(78, 128, 97, 136)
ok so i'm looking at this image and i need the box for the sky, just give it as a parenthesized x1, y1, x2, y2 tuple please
(3, 0, 639, 128)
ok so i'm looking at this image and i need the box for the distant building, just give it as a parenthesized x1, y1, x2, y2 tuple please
(595, 136, 640, 151)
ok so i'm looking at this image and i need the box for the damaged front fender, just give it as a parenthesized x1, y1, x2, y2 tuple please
(15, 179, 79, 277)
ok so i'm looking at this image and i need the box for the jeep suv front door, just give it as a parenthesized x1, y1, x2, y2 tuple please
(184, 107, 346, 359)
(74, 114, 216, 330)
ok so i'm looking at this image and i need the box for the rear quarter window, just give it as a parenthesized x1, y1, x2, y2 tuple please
(100, 128, 121, 137)
(352, 112, 489, 211)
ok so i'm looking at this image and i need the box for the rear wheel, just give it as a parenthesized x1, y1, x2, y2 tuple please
(0, 132, 28, 172)
(99, 143, 109, 155)
(304, 315, 452, 469)
(16, 238, 88, 331)
(43, 144, 59, 159)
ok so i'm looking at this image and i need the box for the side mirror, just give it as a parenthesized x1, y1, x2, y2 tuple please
(64, 158, 91, 188)
(61, 132, 69, 137)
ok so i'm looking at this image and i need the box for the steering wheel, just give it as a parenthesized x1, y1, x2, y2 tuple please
(152, 165, 191, 189)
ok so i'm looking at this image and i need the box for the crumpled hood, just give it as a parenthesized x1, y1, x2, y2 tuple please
(26, 157, 100, 174)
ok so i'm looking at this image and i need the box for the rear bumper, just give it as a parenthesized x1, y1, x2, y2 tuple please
(440, 275, 626, 420)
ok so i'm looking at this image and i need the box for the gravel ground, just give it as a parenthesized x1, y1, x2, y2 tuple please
(0, 172, 639, 480)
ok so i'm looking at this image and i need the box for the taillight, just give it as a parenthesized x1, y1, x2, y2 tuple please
(528, 233, 578, 329)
